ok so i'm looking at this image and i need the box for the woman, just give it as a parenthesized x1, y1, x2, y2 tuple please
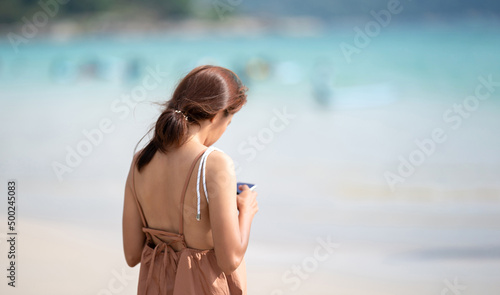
(122, 65, 258, 294)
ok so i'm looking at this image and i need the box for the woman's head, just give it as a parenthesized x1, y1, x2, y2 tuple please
(135, 65, 248, 171)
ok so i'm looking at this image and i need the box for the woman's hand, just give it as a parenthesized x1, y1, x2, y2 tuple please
(237, 184, 258, 217)
(206, 151, 259, 274)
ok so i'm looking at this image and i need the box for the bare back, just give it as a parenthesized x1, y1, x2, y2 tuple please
(132, 146, 215, 250)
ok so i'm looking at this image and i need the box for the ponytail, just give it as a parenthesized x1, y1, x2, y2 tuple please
(135, 109, 190, 172)
(133, 65, 248, 172)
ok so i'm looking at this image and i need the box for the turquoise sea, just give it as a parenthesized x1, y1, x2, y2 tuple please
(1, 19, 499, 99)
(0, 19, 499, 295)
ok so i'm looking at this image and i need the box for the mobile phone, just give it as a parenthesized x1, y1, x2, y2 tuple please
(237, 182, 256, 194)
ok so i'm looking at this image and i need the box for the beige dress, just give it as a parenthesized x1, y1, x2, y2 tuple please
(131, 148, 246, 294)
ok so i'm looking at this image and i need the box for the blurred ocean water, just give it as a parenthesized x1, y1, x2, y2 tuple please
(1, 20, 499, 184)
(1, 19, 500, 295)
(1, 20, 499, 96)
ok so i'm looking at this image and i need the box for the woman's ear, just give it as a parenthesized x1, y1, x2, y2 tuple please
(209, 111, 222, 124)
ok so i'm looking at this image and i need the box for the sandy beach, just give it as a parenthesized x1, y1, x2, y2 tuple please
(1, 97, 500, 294)
(1, 186, 499, 294)
(1, 18, 500, 293)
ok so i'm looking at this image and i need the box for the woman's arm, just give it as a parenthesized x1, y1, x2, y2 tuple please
(122, 154, 146, 267)
(206, 151, 258, 275)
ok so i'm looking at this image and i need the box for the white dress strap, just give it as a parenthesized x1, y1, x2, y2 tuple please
(196, 146, 224, 221)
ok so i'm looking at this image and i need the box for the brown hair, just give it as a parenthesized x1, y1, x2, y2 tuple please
(134, 65, 248, 172)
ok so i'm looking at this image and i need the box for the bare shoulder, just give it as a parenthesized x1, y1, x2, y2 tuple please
(126, 149, 143, 185)
(205, 150, 236, 186)
(206, 149, 234, 169)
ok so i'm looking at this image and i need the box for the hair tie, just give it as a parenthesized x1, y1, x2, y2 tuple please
(174, 109, 189, 121)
